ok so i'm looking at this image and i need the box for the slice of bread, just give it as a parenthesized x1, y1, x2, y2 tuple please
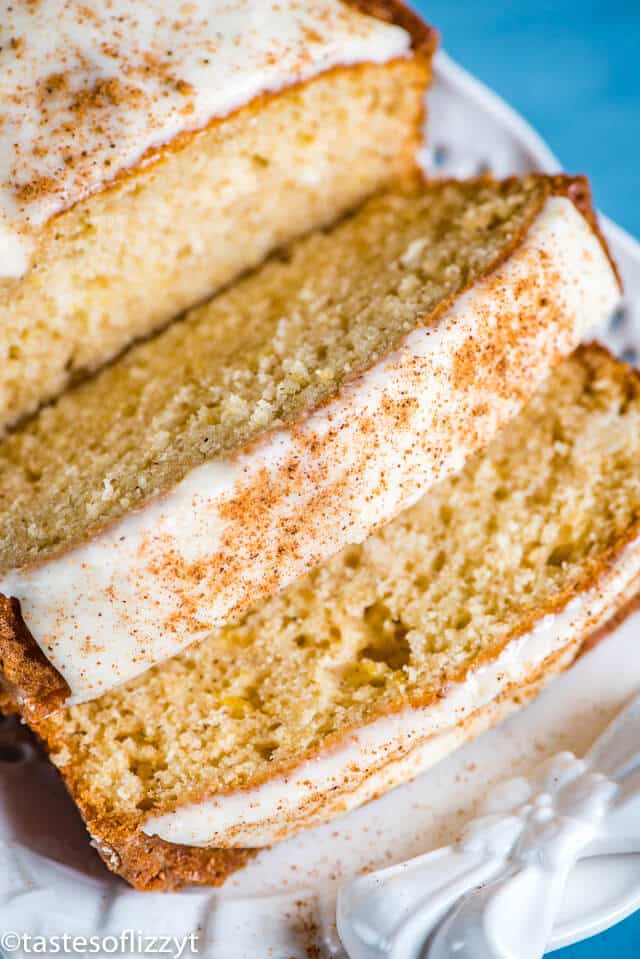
(0, 175, 620, 716)
(0, 1, 435, 432)
(29, 343, 640, 890)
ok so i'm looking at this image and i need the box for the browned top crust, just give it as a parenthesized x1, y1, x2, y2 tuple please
(347, 0, 439, 55)
(0, 596, 69, 717)
(548, 174, 621, 288)
(91, 831, 255, 893)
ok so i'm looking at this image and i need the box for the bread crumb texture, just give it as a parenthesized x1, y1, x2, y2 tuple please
(38, 346, 640, 828)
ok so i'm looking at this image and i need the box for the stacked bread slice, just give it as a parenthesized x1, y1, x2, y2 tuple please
(0, 0, 633, 894)
(31, 343, 640, 889)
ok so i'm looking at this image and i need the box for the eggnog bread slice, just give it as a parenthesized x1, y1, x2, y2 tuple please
(0, 175, 619, 715)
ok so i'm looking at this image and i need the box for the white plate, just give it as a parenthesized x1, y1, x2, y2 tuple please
(2, 52, 640, 959)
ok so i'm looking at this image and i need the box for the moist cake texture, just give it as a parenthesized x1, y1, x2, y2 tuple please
(0, 175, 620, 713)
(0, 0, 434, 429)
(31, 344, 640, 889)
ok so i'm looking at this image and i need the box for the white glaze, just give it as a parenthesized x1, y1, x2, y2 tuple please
(141, 530, 640, 847)
(0, 0, 410, 278)
(336, 695, 640, 959)
(0, 196, 621, 707)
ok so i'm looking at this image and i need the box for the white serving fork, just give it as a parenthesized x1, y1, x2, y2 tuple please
(337, 693, 640, 959)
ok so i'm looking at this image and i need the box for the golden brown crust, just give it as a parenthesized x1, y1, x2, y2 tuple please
(93, 832, 255, 893)
(0, 595, 69, 717)
(32, 408, 640, 868)
(347, 0, 439, 56)
(18, 340, 639, 891)
(0, 175, 616, 721)
(548, 174, 622, 289)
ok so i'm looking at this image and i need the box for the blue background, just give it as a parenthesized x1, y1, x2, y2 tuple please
(413, 1, 640, 954)
(414, 0, 640, 239)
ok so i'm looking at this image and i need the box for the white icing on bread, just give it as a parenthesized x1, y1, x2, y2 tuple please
(0, 0, 410, 277)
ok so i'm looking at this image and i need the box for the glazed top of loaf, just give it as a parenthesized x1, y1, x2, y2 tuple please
(0, 0, 412, 278)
